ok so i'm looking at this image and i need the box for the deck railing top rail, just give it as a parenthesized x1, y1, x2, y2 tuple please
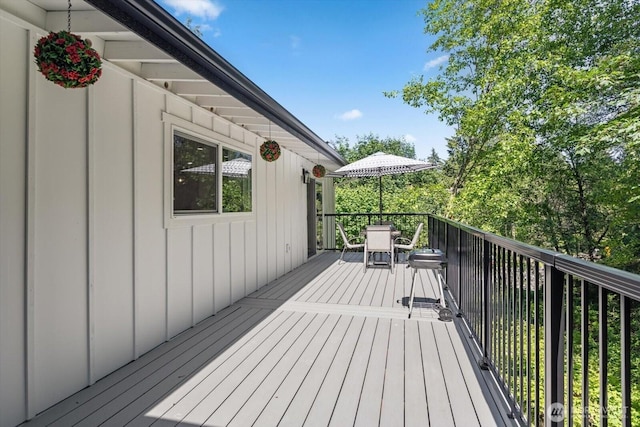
(428, 214, 640, 297)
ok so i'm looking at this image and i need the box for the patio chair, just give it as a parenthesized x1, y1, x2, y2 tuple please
(394, 222, 423, 262)
(337, 223, 365, 264)
(364, 225, 394, 273)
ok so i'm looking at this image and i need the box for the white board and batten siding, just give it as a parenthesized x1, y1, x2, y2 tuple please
(0, 11, 318, 427)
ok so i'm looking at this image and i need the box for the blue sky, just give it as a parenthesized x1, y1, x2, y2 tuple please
(157, 0, 452, 160)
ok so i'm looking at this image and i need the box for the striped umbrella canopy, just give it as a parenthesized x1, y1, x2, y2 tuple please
(332, 152, 436, 220)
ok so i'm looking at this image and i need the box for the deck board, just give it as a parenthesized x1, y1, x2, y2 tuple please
(175, 311, 311, 426)
(404, 321, 429, 427)
(328, 316, 377, 427)
(303, 316, 366, 427)
(232, 314, 341, 427)
(434, 323, 481, 426)
(420, 322, 456, 427)
(273, 315, 354, 427)
(22, 251, 516, 427)
(379, 318, 405, 427)
(353, 317, 389, 427)
(221, 313, 330, 426)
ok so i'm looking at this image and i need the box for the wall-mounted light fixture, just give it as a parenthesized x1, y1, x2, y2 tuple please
(302, 168, 311, 184)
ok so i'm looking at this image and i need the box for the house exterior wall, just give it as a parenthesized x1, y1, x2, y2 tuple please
(0, 11, 318, 426)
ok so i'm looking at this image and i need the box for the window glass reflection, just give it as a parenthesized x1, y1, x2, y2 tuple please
(222, 148, 252, 212)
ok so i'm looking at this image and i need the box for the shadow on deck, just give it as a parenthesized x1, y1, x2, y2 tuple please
(22, 252, 518, 427)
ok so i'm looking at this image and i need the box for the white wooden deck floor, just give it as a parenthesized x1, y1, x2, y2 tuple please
(22, 252, 516, 427)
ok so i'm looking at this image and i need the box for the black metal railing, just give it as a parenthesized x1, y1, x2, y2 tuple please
(322, 212, 640, 426)
(428, 215, 640, 427)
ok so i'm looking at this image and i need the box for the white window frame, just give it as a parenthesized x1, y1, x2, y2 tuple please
(163, 112, 255, 228)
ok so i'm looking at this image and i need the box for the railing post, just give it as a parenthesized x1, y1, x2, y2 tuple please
(621, 295, 631, 427)
(479, 236, 491, 370)
(544, 263, 564, 427)
(457, 226, 462, 315)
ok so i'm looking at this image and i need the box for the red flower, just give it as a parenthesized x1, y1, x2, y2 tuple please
(34, 30, 102, 88)
(260, 140, 281, 162)
(312, 165, 326, 178)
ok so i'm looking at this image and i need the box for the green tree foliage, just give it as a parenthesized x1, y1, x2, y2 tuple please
(389, 0, 640, 271)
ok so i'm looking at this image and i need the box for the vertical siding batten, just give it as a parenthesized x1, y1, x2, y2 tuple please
(255, 139, 267, 288)
(34, 64, 89, 412)
(135, 83, 168, 354)
(167, 225, 197, 338)
(0, 22, 31, 425)
(164, 93, 171, 343)
(132, 78, 139, 359)
(214, 225, 218, 314)
(284, 153, 292, 272)
(92, 65, 136, 381)
(230, 221, 246, 303)
(267, 161, 277, 283)
(25, 27, 38, 422)
(213, 222, 231, 311)
(192, 224, 214, 323)
(245, 220, 258, 295)
(87, 83, 96, 386)
(192, 226, 197, 326)
(276, 153, 284, 277)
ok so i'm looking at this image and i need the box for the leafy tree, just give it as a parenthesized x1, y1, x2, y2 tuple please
(390, 0, 640, 270)
(426, 148, 443, 166)
(334, 133, 417, 162)
(385, 0, 538, 196)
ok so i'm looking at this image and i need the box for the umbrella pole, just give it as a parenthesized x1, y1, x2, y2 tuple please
(378, 174, 383, 223)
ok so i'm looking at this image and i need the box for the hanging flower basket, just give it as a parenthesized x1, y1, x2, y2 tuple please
(34, 31, 102, 89)
(312, 164, 326, 178)
(260, 140, 281, 162)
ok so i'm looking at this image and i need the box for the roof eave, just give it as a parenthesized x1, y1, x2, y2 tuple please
(84, 0, 346, 167)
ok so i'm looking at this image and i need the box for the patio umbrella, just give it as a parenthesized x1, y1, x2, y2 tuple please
(332, 151, 437, 221)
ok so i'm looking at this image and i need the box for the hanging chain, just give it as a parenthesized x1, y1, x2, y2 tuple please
(67, 0, 72, 32)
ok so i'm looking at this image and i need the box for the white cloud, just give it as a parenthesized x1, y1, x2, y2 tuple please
(290, 35, 301, 49)
(424, 55, 449, 70)
(164, 0, 224, 20)
(404, 134, 417, 143)
(338, 109, 363, 121)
